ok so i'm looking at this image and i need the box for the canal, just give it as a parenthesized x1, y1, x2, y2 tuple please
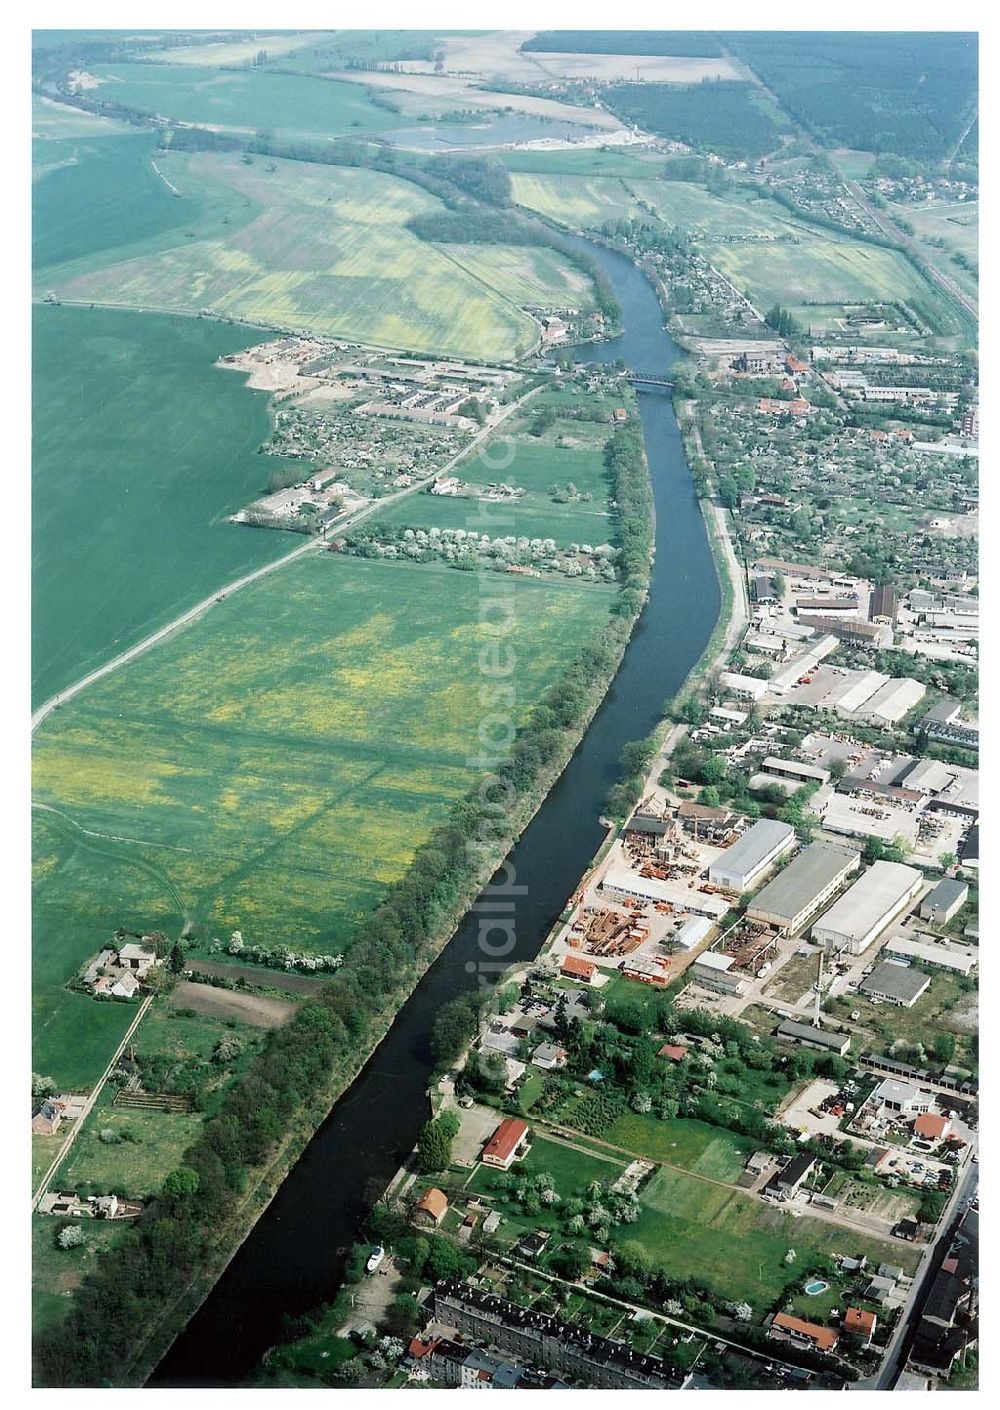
(150, 238, 722, 1387)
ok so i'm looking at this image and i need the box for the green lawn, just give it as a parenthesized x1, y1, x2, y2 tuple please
(33, 1215, 127, 1335)
(32, 306, 303, 707)
(54, 1090, 203, 1201)
(604, 1116, 756, 1181)
(44, 152, 550, 360)
(622, 1166, 919, 1312)
(510, 173, 647, 229)
(469, 1134, 626, 1204)
(33, 553, 616, 1079)
(625, 180, 812, 241)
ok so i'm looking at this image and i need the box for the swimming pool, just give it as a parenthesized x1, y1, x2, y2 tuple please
(804, 1279, 830, 1296)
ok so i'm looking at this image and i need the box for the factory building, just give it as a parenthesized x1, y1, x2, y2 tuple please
(746, 843, 860, 933)
(718, 671, 768, 701)
(690, 950, 746, 997)
(600, 866, 729, 919)
(776, 1020, 851, 1056)
(834, 671, 890, 717)
(760, 756, 831, 787)
(861, 961, 931, 1008)
(883, 936, 977, 977)
(857, 677, 926, 726)
(708, 819, 796, 893)
(811, 861, 923, 955)
(919, 878, 969, 926)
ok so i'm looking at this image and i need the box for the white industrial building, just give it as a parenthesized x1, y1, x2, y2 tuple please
(857, 677, 926, 725)
(821, 792, 921, 848)
(672, 915, 714, 950)
(746, 843, 860, 932)
(719, 671, 768, 701)
(708, 819, 797, 893)
(600, 866, 729, 919)
(761, 756, 831, 787)
(919, 877, 969, 925)
(883, 935, 977, 976)
(861, 961, 930, 1008)
(811, 861, 923, 955)
(690, 950, 746, 996)
(833, 671, 889, 717)
(766, 637, 839, 696)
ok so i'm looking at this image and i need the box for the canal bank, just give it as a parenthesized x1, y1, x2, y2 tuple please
(149, 238, 723, 1389)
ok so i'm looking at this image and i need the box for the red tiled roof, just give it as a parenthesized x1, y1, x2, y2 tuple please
(561, 954, 596, 979)
(482, 1117, 528, 1164)
(772, 1312, 839, 1352)
(414, 1187, 448, 1220)
(658, 1043, 689, 1061)
(845, 1307, 876, 1336)
(914, 1113, 950, 1140)
(408, 1337, 439, 1359)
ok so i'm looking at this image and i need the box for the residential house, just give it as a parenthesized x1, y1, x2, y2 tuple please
(560, 954, 596, 983)
(481, 1117, 530, 1170)
(411, 1187, 449, 1228)
(768, 1313, 839, 1354)
(844, 1307, 877, 1345)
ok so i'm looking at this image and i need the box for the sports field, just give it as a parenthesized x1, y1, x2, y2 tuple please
(32, 305, 302, 707)
(88, 63, 403, 138)
(47, 153, 552, 359)
(622, 1166, 920, 1311)
(33, 554, 616, 1079)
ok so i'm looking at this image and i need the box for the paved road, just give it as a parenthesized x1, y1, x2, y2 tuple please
(30, 386, 542, 736)
(32, 994, 154, 1210)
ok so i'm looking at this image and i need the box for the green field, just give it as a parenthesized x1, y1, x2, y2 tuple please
(32, 94, 131, 140)
(33, 553, 615, 1079)
(895, 200, 979, 297)
(54, 1091, 203, 1201)
(604, 1115, 756, 1181)
(711, 238, 961, 334)
(46, 153, 549, 359)
(510, 173, 647, 229)
(376, 438, 614, 545)
(32, 305, 302, 707)
(439, 243, 596, 309)
(625, 180, 813, 240)
(469, 1134, 626, 1204)
(622, 1166, 920, 1311)
(88, 63, 405, 138)
(33, 1215, 126, 1335)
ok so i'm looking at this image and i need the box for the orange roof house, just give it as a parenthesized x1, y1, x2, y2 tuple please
(481, 1117, 530, 1170)
(561, 954, 597, 982)
(914, 1112, 951, 1141)
(658, 1043, 689, 1062)
(411, 1187, 449, 1227)
(844, 1307, 877, 1343)
(786, 354, 809, 374)
(769, 1312, 839, 1353)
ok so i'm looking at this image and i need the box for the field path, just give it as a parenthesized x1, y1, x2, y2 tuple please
(32, 993, 154, 1210)
(31, 384, 544, 736)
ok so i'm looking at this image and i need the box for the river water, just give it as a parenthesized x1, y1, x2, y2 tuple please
(150, 239, 722, 1387)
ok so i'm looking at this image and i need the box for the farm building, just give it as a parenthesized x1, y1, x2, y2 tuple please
(811, 861, 923, 955)
(708, 819, 796, 893)
(883, 936, 977, 977)
(481, 1118, 530, 1170)
(861, 962, 930, 1008)
(775, 1020, 851, 1057)
(117, 942, 158, 974)
(919, 878, 969, 925)
(746, 843, 860, 932)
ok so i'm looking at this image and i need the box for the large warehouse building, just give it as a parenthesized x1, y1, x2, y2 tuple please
(811, 861, 923, 955)
(746, 843, 860, 932)
(708, 819, 796, 893)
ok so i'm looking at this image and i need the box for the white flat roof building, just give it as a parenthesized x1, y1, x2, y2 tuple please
(883, 936, 977, 976)
(812, 861, 923, 955)
(719, 671, 768, 701)
(600, 866, 729, 919)
(708, 819, 796, 893)
(710, 706, 748, 726)
(821, 793, 921, 847)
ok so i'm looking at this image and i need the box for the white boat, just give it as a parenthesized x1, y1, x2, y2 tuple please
(365, 1245, 385, 1274)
